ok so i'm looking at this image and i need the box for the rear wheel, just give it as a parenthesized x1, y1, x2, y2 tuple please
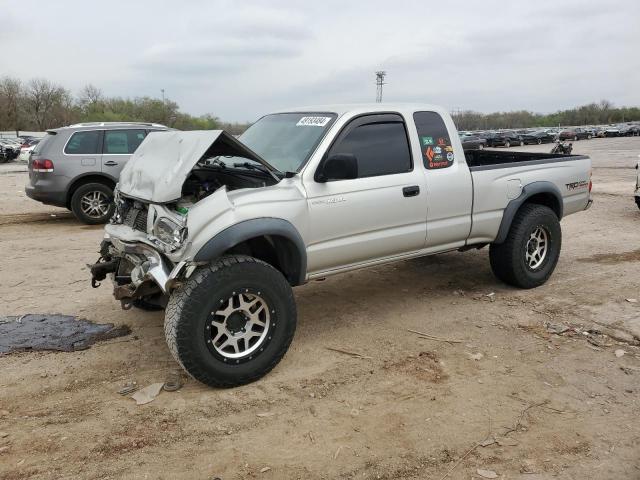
(537, 139, 542, 145)
(574, 135, 578, 141)
(504, 140, 511, 148)
(70, 182, 114, 224)
(489, 204, 561, 289)
(164, 255, 297, 388)
(519, 140, 525, 146)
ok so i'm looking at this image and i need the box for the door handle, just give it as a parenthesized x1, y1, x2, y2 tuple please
(402, 185, 420, 197)
(104, 161, 118, 166)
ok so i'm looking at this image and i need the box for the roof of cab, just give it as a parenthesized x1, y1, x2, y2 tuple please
(270, 103, 449, 117)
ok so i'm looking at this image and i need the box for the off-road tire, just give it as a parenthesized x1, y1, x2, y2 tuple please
(489, 204, 561, 289)
(70, 182, 115, 225)
(164, 255, 297, 388)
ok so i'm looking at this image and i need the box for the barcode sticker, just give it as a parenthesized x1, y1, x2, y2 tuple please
(296, 116, 332, 127)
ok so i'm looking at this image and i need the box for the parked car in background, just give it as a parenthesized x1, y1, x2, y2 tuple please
(459, 134, 486, 150)
(618, 124, 640, 137)
(604, 126, 621, 137)
(482, 131, 524, 148)
(559, 128, 592, 141)
(635, 157, 640, 210)
(26, 122, 170, 224)
(0, 139, 22, 162)
(18, 139, 40, 162)
(520, 130, 556, 145)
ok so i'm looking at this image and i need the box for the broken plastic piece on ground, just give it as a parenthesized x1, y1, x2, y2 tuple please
(545, 322, 571, 334)
(477, 468, 498, 479)
(0, 314, 130, 354)
(131, 383, 164, 405)
(118, 381, 139, 395)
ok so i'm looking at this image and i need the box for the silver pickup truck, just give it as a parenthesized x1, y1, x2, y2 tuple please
(89, 104, 593, 387)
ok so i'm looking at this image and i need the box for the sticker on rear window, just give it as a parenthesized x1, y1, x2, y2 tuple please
(296, 116, 332, 127)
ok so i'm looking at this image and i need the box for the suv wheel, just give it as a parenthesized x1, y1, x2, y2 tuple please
(70, 183, 115, 224)
(489, 204, 561, 289)
(165, 255, 297, 388)
(504, 140, 511, 148)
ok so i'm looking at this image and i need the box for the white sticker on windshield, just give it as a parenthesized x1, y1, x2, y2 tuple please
(296, 116, 332, 127)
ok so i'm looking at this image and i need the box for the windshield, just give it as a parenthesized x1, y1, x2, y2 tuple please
(227, 112, 337, 173)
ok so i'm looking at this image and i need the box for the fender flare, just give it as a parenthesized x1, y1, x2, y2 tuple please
(494, 181, 563, 244)
(193, 218, 307, 285)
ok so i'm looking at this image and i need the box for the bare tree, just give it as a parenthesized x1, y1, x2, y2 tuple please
(0, 77, 24, 135)
(24, 78, 70, 130)
(80, 84, 102, 104)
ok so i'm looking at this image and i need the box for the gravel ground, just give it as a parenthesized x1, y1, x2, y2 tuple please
(0, 137, 639, 479)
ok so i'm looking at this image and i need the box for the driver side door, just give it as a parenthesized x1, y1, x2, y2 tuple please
(303, 114, 428, 275)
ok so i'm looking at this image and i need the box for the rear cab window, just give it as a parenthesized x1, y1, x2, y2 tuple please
(413, 112, 455, 169)
(103, 129, 147, 154)
(327, 114, 412, 178)
(64, 130, 101, 155)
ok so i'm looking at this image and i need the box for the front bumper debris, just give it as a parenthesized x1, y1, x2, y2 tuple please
(89, 236, 189, 309)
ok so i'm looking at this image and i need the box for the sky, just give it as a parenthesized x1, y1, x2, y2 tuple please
(1, 0, 639, 122)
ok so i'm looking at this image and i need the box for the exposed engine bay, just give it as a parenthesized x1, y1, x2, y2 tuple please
(181, 158, 279, 203)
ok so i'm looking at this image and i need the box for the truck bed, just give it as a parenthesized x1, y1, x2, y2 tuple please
(465, 150, 588, 170)
(465, 149, 591, 246)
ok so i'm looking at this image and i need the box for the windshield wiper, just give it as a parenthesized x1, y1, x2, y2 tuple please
(208, 157, 227, 168)
(233, 161, 281, 181)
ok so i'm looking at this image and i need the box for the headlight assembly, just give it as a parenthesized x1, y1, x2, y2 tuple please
(153, 217, 186, 250)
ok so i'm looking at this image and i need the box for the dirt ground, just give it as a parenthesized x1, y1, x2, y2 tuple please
(1, 137, 639, 480)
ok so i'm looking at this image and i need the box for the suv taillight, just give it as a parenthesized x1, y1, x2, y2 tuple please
(33, 159, 54, 172)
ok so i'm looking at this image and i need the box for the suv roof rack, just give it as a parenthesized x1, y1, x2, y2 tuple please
(66, 121, 168, 128)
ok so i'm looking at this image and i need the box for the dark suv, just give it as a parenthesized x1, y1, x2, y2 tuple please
(26, 122, 169, 224)
(559, 128, 592, 141)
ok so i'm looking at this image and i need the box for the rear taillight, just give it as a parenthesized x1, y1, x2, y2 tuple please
(33, 159, 54, 172)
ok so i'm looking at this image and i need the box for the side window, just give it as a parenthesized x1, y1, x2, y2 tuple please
(413, 111, 454, 169)
(329, 121, 411, 178)
(103, 129, 147, 154)
(64, 131, 101, 155)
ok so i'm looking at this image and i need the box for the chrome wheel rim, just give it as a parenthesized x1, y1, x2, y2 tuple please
(80, 191, 110, 218)
(208, 292, 270, 359)
(526, 226, 549, 269)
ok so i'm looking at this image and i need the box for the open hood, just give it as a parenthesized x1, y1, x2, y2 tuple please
(118, 130, 277, 203)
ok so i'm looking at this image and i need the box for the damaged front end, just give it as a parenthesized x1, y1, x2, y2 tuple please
(88, 129, 279, 309)
(89, 235, 183, 310)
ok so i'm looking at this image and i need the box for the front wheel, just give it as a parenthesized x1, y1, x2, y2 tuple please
(164, 255, 297, 388)
(504, 140, 511, 148)
(489, 204, 561, 289)
(70, 182, 115, 224)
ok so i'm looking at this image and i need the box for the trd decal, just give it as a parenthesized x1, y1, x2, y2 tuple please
(566, 180, 589, 190)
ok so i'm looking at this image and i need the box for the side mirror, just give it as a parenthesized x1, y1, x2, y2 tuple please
(317, 153, 358, 182)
